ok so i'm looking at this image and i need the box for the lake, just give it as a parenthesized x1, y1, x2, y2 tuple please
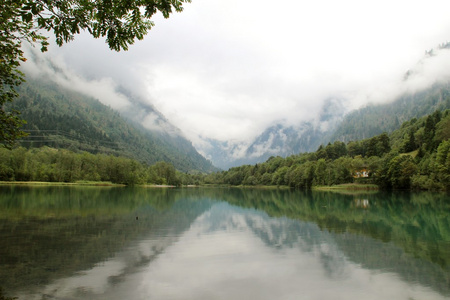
(0, 186, 449, 299)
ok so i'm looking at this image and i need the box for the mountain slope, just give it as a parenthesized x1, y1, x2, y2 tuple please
(200, 98, 346, 169)
(13, 77, 218, 173)
(330, 82, 450, 143)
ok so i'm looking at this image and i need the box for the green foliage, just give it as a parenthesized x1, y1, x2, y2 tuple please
(18, 0, 190, 52)
(150, 161, 179, 185)
(387, 155, 417, 189)
(436, 140, 450, 189)
(0, 146, 188, 186)
(0, 0, 46, 148)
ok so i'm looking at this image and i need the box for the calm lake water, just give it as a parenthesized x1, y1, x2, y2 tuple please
(0, 186, 449, 300)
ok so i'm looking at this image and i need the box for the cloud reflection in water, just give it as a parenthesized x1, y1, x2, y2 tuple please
(137, 203, 446, 300)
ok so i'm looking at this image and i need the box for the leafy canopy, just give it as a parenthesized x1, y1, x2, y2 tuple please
(0, 0, 190, 148)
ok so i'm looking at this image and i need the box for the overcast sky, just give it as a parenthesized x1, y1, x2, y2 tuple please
(26, 0, 450, 146)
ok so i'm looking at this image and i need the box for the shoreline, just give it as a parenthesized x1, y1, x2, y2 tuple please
(0, 181, 380, 191)
(0, 181, 124, 187)
(313, 183, 379, 191)
(0, 181, 186, 188)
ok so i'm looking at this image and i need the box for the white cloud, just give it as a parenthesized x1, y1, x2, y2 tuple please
(22, 46, 132, 111)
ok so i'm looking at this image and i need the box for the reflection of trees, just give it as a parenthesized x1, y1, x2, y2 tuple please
(0, 186, 213, 295)
(217, 188, 450, 296)
(335, 232, 450, 296)
(0, 186, 183, 218)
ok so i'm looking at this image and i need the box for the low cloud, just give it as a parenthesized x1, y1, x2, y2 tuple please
(22, 45, 132, 111)
(248, 140, 279, 159)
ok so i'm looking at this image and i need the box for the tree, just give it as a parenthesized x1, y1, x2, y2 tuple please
(1, 0, 191, 147)
(314, 159, 327, 186)
(365, 132, 390, 157)
(436, 139, 450, 189)
(401, 130, 416, 153)
(435, 113, 450, 142)
(347, 140, 363, 157)
(151, 161, 178, 185)
(423, 114, 437, 150)
(387, 155, 417, 190)
(376, 132, 391, 156)
(0, 0, 46, 148)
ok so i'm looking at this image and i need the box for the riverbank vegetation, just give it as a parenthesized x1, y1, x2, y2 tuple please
(313, 183, 379, 191)
(0, 147, 202, 186)
(0, 110, 449, 190)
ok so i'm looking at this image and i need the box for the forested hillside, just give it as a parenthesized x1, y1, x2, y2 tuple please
(10, 78, 217, 173)
(203, 110, 450, 191)
(0, 147, 203, 186)
(330, 83, 450, 142)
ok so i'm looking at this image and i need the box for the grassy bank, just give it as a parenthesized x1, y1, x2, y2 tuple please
(313, 183, 379, 191)
(0, 181, 123, 187)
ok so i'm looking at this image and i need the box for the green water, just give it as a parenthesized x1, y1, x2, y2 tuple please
(0, 186, 449, 299)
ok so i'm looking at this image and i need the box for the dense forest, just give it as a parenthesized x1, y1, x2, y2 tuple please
(0, 147, 203, 186)
(1, 108, 449, 190)
(203, 109, 450, 191)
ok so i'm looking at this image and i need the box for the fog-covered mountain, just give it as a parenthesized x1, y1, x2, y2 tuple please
(329, 82, 450, 143)
(200, 98, 346, 169)
(13, 77, 218, 173)
(205, 82, 450, 170)
(198, 45, 450, 170)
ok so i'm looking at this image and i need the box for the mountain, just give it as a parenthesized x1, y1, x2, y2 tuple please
(12, 77, 218, 173)
(200, 45, 450, 170)
(329, 82, 450, 143)
(330, 43, 450, 142)
(200, 98, 346, 169)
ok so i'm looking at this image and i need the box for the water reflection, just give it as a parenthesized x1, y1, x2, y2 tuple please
(0, 186, 214, 298)
(0, 187, 449, 299)
(135, 203, 446, 300)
